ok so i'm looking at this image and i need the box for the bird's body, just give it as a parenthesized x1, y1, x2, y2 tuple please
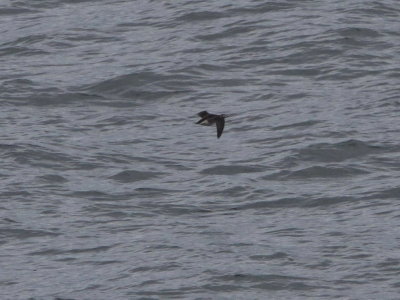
(196, 111, 226, 138)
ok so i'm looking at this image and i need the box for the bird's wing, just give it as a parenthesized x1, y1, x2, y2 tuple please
(216, 117, 225, 138)
(198, 111, 208, 118)
(196, 117, 207, 124)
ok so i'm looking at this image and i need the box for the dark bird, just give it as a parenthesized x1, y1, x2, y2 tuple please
(196, 111, 227, 138)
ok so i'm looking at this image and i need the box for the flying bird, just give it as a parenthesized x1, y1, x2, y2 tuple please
(196, 111, 227, 138)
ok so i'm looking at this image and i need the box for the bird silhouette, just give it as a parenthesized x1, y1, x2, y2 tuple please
(196, 111, 227, 138)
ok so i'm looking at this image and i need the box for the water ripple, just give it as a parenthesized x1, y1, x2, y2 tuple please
(1, 0, 400, 299)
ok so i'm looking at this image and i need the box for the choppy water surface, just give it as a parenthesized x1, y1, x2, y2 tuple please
(1, 0, 400, 299)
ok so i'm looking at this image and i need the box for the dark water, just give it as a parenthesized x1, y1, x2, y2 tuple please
(1, 0, 400, 299)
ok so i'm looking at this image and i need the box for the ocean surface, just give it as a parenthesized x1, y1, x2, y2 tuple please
(1, 0, 400, 299)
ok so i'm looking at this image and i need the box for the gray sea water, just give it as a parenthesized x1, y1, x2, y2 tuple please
(1, 0, 400, 299)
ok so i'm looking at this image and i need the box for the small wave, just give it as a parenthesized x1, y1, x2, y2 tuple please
(215, 273, 315, 291)
(38, 174, 68, 183)
(0, 46, 48, 57)
(4, 143, 98, 170)
(272, 120, 321, 130)
(0, 7, 37, 15)
(263, 165, 368, 180)
(337, 27, 380, 39)
(109, 170, 162, 183)
(200, 165, 263, 175)
(293, 139, 383, 163)
(195, 25, 260, 41)
(3, 87, 101, 106)
(227, 2, 295, 14)
(140, 203, 212, 215)
(3, 34, 48, 47)
(233, 195, 357, 210)
(250, 252, 291, 261)
(29, 245, 115, 256)
(80, 71, 192, 100)
(367, 187, 400, 200)
(201, 185, 250, 198)
(134, 187, 178, 198)
(176, 11, 226, 22)
(0, 228, 59, 239)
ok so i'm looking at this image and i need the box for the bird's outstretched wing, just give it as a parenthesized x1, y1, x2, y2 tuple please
(216, 117, 225, 138)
